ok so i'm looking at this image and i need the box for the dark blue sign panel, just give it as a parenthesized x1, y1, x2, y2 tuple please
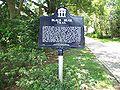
(39, 7, 85, 48)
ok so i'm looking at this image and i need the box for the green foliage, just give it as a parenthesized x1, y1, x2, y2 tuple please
(66, 0, 93, 14)
(0, 17, 47, 90)
(110, 2, 120, 37)
(14, 49, 114, 90)
(85, 0, 120, 38)
(16, 64, 58, 90)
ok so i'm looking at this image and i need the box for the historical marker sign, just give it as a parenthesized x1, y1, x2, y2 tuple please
(39, 7, 85, 48)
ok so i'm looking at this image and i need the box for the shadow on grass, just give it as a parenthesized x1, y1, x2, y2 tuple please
(63, 48, 115, 89)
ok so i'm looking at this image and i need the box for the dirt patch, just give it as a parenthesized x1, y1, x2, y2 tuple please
(44, 49, 58, 64)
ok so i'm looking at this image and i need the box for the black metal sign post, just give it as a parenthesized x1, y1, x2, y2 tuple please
(38, 7, 85, 89)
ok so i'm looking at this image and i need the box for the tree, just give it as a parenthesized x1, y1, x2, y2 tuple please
(17, 0, 24, 16)
(6, 0, 24, 18)
(6, 0, 16, 18)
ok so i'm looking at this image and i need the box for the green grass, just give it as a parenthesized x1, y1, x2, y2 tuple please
(92, 37, 120, 43)
(99, 38, 120, 43)
(63, 48, 115, 89)
(86, 34, 120, 42)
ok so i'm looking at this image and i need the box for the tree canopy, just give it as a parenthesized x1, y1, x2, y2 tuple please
(1, 0, 119, 37)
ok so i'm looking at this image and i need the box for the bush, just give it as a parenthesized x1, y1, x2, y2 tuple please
(0, 17, 47, 90)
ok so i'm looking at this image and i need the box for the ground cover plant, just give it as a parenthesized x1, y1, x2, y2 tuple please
(15, 48, 115, 90)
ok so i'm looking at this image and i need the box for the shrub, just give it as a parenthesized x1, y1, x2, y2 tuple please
(0, 17, 46, 90)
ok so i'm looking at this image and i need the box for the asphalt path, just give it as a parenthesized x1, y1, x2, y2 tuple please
(85, 37, 120, 83)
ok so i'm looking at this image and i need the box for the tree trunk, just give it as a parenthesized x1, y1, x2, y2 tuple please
(18, 0, 24, 16)
(6, 0, 16, 19)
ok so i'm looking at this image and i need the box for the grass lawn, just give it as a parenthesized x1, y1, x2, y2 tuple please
(94, 37, 120, 43)
(63, 48, 116, 89)
(86, 34, 120, 42)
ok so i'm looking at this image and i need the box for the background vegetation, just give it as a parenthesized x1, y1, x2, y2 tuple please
(0, 0, 119, 90)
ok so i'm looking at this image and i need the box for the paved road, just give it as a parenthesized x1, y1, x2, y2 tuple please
(85, 37, 120, 83)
